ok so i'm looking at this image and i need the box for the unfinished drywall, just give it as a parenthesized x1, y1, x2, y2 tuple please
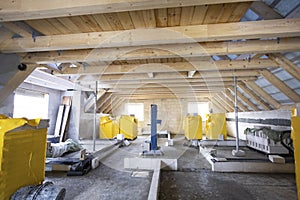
(226, 110, 291, 140)
(113, 99, 218, 135)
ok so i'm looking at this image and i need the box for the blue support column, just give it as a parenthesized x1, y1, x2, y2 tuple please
(150, 104, 157, 151)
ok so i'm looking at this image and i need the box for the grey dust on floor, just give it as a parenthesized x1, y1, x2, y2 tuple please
(46, 163, 152, 200)
(159, 170, 297, 200)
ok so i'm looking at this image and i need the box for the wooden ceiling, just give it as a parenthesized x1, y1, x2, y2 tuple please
(0, 0, 300, 113)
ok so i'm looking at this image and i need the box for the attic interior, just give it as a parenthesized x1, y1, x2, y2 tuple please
(1, 0, 300, 199)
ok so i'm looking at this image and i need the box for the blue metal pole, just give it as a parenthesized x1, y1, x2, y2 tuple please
(150, 104, 157, 151)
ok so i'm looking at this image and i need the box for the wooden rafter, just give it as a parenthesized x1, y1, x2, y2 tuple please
(267, 53, 300, 82)
(238, 82, 272, 110)
(224, 89, 249, 111)
(259, 70, 300, 103)
(243, 80, 281, 109)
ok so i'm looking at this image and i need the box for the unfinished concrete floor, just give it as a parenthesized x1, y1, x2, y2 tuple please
(46, 136, 297, 200)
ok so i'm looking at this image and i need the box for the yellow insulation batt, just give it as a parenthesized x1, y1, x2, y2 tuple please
(99, 116, 119, 139)
(0, 115, 48, 199)
(119, 115, 138, 140)
(205, 113, 227, 140)
(184, 115, 202, 140)
(292, 116, 300, 200)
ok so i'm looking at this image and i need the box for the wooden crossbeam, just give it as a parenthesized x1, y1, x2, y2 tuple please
(243, 80, 281, 109)
(267, 53, 300, 82)
(78, 70, 261, 83)
(238, 82, 272, 110)
(58, 59, 277, 76)
(215, 94, 234, 112)
(22, 37, 300, 64)
(221, 92, 244, 112)
(2, 18, 300, 53)
(0, 0, 255, 22)
(259, 70, 300, 103)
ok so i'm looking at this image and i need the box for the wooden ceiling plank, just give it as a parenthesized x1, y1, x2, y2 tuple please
(142, 10, 156, 28)
(203, 4, 224, 24)
(69, 16, 94, 32)
(57, 17, 82, 33)
(26, 19, 61, 35)
(129, 11, 145, 29)
(117, 12, 135, 30)
(46, 18, 71, 34)
(4, 18, 300, 53)
(180, 6, 195, 26)
(228, 2, 252, 22)
(238, 82, 271, 110)
(167, 7, 181, 27)
(154, 8, 168, 27)
(104, 13, 124, 30)
(260, 70, 300, 103)
(268, 53, 300, 82)
(191, 5, 208, 25)
(217, 3, 238, 23)
(92, 14, 113, 31)
(80, 15, 103, 32)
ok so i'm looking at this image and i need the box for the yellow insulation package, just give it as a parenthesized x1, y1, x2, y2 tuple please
(119, 115, 138, 140)
(205, 113, 227, 140)
(184, 115, 202, 140)
(292, 116, 300, 200)
(0, 115, 48, 199)
(99, 116, 119, 139)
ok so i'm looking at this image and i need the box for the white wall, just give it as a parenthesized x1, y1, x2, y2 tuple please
(226, 110, 291, 140)
(113, 98, 216, 134)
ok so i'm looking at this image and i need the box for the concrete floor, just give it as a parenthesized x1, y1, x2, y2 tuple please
(46, 136, 297, 200)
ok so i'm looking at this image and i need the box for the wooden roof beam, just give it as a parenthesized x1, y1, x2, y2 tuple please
(212, 95, 232, 112)
(2, 18, 300, 53)
(0, 0, 256, 22)
(224, 89, 249, 111)
(22, 37, 300, 64)
(79, 69, 262, 83)
(237, 81, 272, 110)
(228, 86, 260, 111)
(259, 70, 300, 103)
(243, 80, 281, 109)
(267, 53, 300, 82)
(58, 59, 277, 76)
(208, 97, 227, 113)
